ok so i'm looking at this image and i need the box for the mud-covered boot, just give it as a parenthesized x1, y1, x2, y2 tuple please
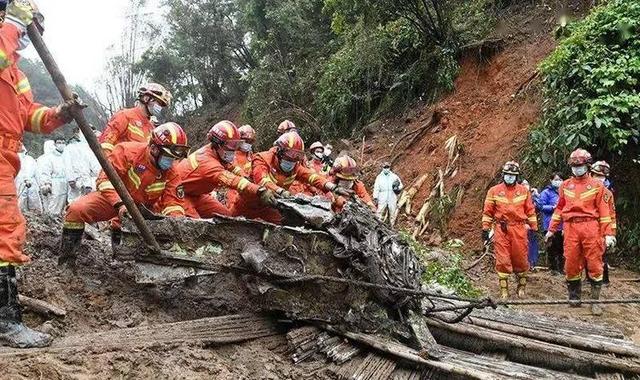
(499, 275, 509, 300)
(516, 272, 527, 299)
(591, 282, 603, 316)
(0, 266, 52, 348)
(602, 260, 610, 287)
(58, 227, 84, 268)
(567, 279, 582, 307)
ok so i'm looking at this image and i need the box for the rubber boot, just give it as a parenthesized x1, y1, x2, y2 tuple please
(591, 282, 603, 316)
(567, 279, 582, 307)
(0, 266, 52, 348)
(499, 276, 509, 300)
(58, 228, 83, 268)
(602, 252, 610, 286)
(516, 272, 527, 299)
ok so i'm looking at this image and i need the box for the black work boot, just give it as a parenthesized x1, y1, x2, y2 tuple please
(590, 281, 603, 316)
(58, 228, 84, 268)
(0, 266, 52, 348)
(567, 279, 582, 307)
(111, 229, 122, 250)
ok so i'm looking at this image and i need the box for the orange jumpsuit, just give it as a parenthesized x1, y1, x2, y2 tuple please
(604, 188, 616, 236)
(549, 176, 613, 282)
(98, 107, 153, 153)
(1, 23, 66, 264)
(229, 148, 329, 223)
(482, 183, 538, 276)
(178, 145, 261, 218)
(329, 177, 375, 212)
(64, 142, 185, 230)
(225, 150, 252, 209)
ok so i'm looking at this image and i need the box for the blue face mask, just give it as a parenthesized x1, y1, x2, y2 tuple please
(220, 150, 236, 163)
(503, 174, 517, 185)
(280, 159, 296, 173)
(158, 155, 175, 171)
(149, 102, 164, 118)
(383, 168, 391, 175)
(239, 143, 252, 153)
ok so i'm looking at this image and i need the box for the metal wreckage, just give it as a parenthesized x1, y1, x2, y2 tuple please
(108, 196, 640, 380)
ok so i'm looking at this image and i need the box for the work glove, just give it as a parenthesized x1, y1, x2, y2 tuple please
(24, 179, 32, 188)
(544, 231, 555, 244)
(605, 235, 617, 249)
(275, 188, 291, 199)
(40, 183, 51, 196)
(481, 230, 490, 245)
(68, 180, 77, 189)
(56, 93, 87, 124)
(258, 188, 278, 207)
(6, 0, 33, 27)
(325, 182, 353, 197)
(117, 205, 130, 220)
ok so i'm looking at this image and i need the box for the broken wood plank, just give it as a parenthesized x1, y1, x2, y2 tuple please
(351, 353, 396, 380)
(19, 295, 66, 318)
(0, 314, 277, 357)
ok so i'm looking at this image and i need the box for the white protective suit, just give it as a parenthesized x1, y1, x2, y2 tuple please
(373, 169, 403, 226)
(37, 141, 68, 216)
(15, 148, 43, 213)
(63, 134, 101, 203)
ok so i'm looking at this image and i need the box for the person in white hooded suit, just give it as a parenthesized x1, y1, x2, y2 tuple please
(15, 144, 42, 213)
(373, 162, 403, 227)
(37, 139, 68, 216)
(63, 129, 101, 203)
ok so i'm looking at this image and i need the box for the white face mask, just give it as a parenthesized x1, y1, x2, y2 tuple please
(313, 151, 324, 160)
(382, 168, 390, 175)
(503, 174, 517, 185)
(551, 179, 563, 188)
(572, 165, 588, 177)
(55, 143, 66, 153)
(324, 149, 332, 157)
(17, 33, 30, 51)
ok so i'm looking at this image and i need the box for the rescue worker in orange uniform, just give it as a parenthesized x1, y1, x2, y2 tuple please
(277, 120, 308, 195)
(61, 123, 190, 266)
(0, 2, 84, 348)
(329, 156, 375, 212)
(308, 141, 329, 175)
(229, 132, 350, 223)
(99, 83, 172, 153)
(590, 161, 616, 287)
(178, 121, 277, 218)
(226, 124, 255, 209)
(482, 161, 538, 299)
(546, 149, 615, 315)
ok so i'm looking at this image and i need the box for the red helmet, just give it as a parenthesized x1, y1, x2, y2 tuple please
(568, 149, 592, 166)
(277, 120, 297, 135)
(274, 132, 305, 162)
(207, 120, 242, 151)
(138, 83, 172, 107)
(332, 156, 359, 180)
(502, 161, 520, 175)
(238, 125, 256, 143)
(309, 141, 324, 152)
(151, 122, 190, 159)
(591, 160, 610, 176)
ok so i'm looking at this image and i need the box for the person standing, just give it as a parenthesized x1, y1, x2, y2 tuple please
(63, 128, 101, 201)
(36, 138, 67, 215)
(590, 161, 616, 286)
(482, 161, 538, 299)
(546, 149, 614, 315)
(0, 1, 83, 348)
(15, 144, 42, 213)
(536, 173, 565, 275)
(521, 180, 540, 269)
(373, 162, 403, 226)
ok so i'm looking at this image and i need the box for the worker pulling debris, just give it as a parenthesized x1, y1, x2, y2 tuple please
(0, 0, 84, 348)
(60, 123, 190, 267)
(328, 155, 375, 212)
(546, 149, 615, 315)
(482, 161, 538, 300)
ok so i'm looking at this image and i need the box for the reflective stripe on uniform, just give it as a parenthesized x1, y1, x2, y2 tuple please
(15, 78, 30, 94)
(0, 49, 10, 70)
(145, 182, 166, 193)
(98, 181, 115, 191)
(567, 274, 582, 281)
(237, 178, 250, 192)
(308, 174, 318, 185)
(563, 189, 576, 198)
(0, 262, 12, 267)
(188, 153, 199, 170)
(512, 195, 528, 204)
(580, 188, 599, 199)
(162, 205, 184, 215)
(127, 124, 145, 138)
(63, 221, 86, 230)
(494, 196, 509, 204)
(482, 215, 493, 223)
(599, 216, 612, 224)
(527, 215, 537, 223)
(127, 167, 142, 189)
(101, 142, 115, 151)
(232, 166, 243, 175)
(551, 213, 561, 221)
(484, 196, 495, 204)
(30, 107, 48, 133)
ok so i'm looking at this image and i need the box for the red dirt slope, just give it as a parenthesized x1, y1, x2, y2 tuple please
(360, 2, 591, 249)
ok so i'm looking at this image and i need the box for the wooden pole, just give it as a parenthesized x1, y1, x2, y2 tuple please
(26, 24, 162, 253)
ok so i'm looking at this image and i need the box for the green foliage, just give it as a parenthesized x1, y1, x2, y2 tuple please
(402, 232, 480, 297)
(528, 0, 640, 168)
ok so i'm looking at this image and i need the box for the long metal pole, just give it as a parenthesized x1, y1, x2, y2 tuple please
(26, 23, 162, 253)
